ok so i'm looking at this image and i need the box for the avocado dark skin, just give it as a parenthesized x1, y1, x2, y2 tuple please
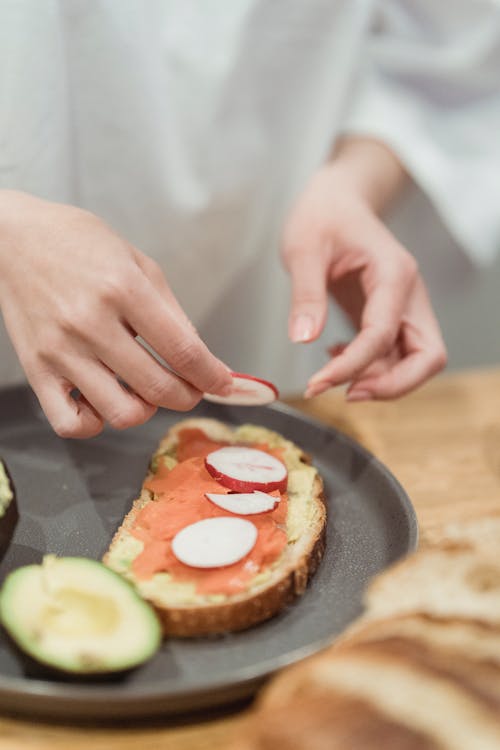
(2, 628, 134, 684)
(0, 460, 18, 562)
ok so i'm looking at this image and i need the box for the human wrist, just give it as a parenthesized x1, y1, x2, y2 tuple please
(329, 136, 407, 215)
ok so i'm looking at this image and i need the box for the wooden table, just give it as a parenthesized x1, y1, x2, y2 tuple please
(2, 366, 500, 749)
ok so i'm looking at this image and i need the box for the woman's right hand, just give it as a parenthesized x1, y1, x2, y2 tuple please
(0, 191, 233, 438)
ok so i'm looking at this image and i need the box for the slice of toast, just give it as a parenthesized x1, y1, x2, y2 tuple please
(103, 418, 326, 636)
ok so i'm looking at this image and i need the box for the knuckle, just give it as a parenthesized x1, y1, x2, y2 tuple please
(51, 295, 103, 342)
(98, 267, 135, 305)
(142, 377, 170, 405)
(52, 415, 83, 439)
(293, 291, 322, 307)
(107, 397, 156, 431)
(140, 255, 163, 281)
(141, 376, 183, 406)
(108, 404, 144, 431)
(34, 330, 67, 365)
(175, 389, 202, 412)
(432, 346, 448, 373)
(141, 368, 202, 410)
(98, 277, 123, 306)
(399, 251, 419, 283)
(171, 339, 201, 372)
(60, 307, 99, 342)
(56, 308, 76, 336)
(145, 375, 201, 411)
(372, 326, 394, 354)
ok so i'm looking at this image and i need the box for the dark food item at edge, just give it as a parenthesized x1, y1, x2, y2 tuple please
(0, 460, 18, 560)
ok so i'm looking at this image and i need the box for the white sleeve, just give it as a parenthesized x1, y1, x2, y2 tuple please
(341, 0, 500, 264)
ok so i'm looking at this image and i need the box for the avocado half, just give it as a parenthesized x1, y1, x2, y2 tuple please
(0, 556, 162, 674)
(0, 459, 18, 560)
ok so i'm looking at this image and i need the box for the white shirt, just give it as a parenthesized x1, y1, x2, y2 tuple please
(1, 0, 500, 392)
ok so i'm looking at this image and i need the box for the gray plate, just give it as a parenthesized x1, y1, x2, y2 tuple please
(0, 385, 417, 721)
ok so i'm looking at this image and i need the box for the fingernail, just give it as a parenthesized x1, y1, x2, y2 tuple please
(291, 314, 315, 343)
(346, 390, 371, 402)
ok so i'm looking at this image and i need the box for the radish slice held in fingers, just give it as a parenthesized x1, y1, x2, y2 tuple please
(171, 517, 258, 568)
(205, 446, 288, 492)
(203, 372, 279, 406)
(205, 491, 280, 515)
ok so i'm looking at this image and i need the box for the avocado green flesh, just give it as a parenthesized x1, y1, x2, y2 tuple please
(0, 556, 161, 674)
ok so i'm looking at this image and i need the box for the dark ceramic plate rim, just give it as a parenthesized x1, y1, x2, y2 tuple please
(0, 398, 418, 711)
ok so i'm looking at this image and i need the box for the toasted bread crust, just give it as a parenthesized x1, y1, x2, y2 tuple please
(104, 418, 326, 636)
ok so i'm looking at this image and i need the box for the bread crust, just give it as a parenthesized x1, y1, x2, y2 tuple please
(228, 502, 500, 749)
(237, 638, 500, 750)
(104, 418, 326, 637)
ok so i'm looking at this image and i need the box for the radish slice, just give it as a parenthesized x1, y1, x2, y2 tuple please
(171, 517, 257, 568)
(205, 446, 287, 492)
(203, 372, 279, 406)
(205, 491, 279, 515)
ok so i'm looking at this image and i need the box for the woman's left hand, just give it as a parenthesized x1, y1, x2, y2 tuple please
(282, 149, 447, 401)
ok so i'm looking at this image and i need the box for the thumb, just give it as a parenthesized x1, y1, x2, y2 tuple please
(284, 245, 330, 343)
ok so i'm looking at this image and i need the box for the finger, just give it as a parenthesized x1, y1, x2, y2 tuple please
(283, 243, 330, 343)
(29, 371, 105, 439)
(305, 325, 396, 398)
(123, 277, 233, 397)
(347, 285, 447, 400)
(326, 342, 349, 358)
(93, 323, 203, 411)
(347, 342, 446, 400)
(326, 343, 392, 382)
(306, 341, 375, 399)
(306, 263, 415, 395)
(59, 357, 157, 431)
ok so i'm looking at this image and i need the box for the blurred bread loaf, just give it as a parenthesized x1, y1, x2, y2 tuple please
(232, 516, 500, 750)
